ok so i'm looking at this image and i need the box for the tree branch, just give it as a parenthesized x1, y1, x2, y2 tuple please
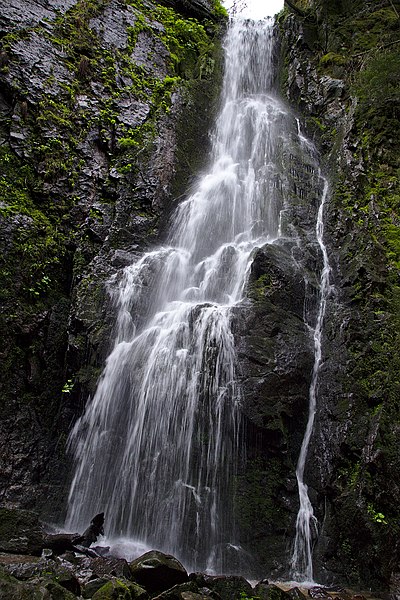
(284, 0, 306, 17)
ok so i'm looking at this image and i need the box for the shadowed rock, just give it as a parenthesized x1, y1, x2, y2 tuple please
(73, 512, 105, 548)
(130, 551, 188, 594)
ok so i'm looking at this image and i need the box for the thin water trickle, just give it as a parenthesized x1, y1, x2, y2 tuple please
(66, 17, 330, 577)
(290, 123, 332, 582)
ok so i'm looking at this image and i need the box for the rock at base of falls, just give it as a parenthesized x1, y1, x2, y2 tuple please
(129, 550, 189, 594)
(0, 507, 386, 600)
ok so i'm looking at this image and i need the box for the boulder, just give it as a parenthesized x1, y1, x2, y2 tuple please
(0, 564, 77, 599)
(43, 533, 80, 555)
(82, 577, 112, 598)
(3, 556, 81, 596)
(287, 588, 308, 600)
(153, 580, 220, 599)
(55, 553, 133, 589)
(92, 577, 148, 599)
(129, 551, 188, 594)
(88, 556, 133, 580)
(253, 582, 293, 600)
(191, 574, 253, 600)
(308, 588, 332, 599)
(42, 580, 78, 599)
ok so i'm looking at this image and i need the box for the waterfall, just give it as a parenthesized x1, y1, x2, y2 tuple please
(66, 18, 282, 573)
(290, 122, 332, 583)
(66, 17, 331, 577)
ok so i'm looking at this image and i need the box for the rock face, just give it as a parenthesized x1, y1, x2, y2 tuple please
(0, 0, 225, 515)
(0, 509, 44, 555)
(275, 0, 400, 590)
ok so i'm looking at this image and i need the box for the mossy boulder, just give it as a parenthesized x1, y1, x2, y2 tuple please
(92, 578, 148, 599)
(254, 583, 293, 600)
(190, 574, 253, 600)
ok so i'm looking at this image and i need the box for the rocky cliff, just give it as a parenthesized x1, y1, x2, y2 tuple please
(0, 0, 226, 514)
(1, 0, 399, 594)
(275, 0, 400, 590)
(221, 0, 400, 591)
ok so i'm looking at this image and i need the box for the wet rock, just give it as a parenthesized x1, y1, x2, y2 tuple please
(152, 581, 214, 599)
(43, 533, 80, 555)
(90, 2, 137, 50)
(156, 0, 215, 21)
(155, 586, 221, 600)
(89, 556, 133, 580)
(0, 0, 76, 32)
(0, 564, 77, 599)
(254, 583, 293, 600)
(130, 31, 170, 79)
(43, 580, 78, 598)
(390, 573, 400, 600)
(191, 574, 253, 600)
(0, 509, 44, 555)
(82, 576, 111, 598)
(74, 512, 105, 548)
(0, 0, 224, 519)
(4, 556, 81, 596)
(92, 546, 111, 558)
(129, 551, 188, 594)
(5, 33, 72, 105)
(92, 577, 148, 599)
(3, 559, 42, 581)
(287, 588, 307, 600)
(308, 587, 331, 599)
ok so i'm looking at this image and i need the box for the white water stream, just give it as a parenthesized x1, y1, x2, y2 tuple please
(66, 18, 331, 578)
(290, 123, 332, 583)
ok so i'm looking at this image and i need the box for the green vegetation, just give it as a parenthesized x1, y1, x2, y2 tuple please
(0, 148, 68, 306)
(240, 593, 260, 600)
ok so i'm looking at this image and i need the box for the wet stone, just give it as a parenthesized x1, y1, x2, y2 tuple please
(308, 587, 332, 599)
(129, 550, 188, 594)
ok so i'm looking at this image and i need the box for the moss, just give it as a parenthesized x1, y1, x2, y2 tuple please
(236, 458, 288, 533)
(92, 578, 146, 599)
(248, 273, 274, 302)
(319, 51, 347, 68)
(0, 148, 70, 305)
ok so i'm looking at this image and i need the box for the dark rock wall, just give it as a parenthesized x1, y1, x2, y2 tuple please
(0, 0, 226, 516)
(276, 0, 400, 590)
(233, 129, 326, 579)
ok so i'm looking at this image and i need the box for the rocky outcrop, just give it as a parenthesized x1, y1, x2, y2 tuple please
(278, 0, 400, 590)
(231, 87, 331, 577)
(0, 0, 225, 515)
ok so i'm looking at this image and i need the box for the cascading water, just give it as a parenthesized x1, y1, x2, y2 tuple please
(290, 123, 332, 583)
(66, 18, 283, 573)
(66, 16, 331, 578)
